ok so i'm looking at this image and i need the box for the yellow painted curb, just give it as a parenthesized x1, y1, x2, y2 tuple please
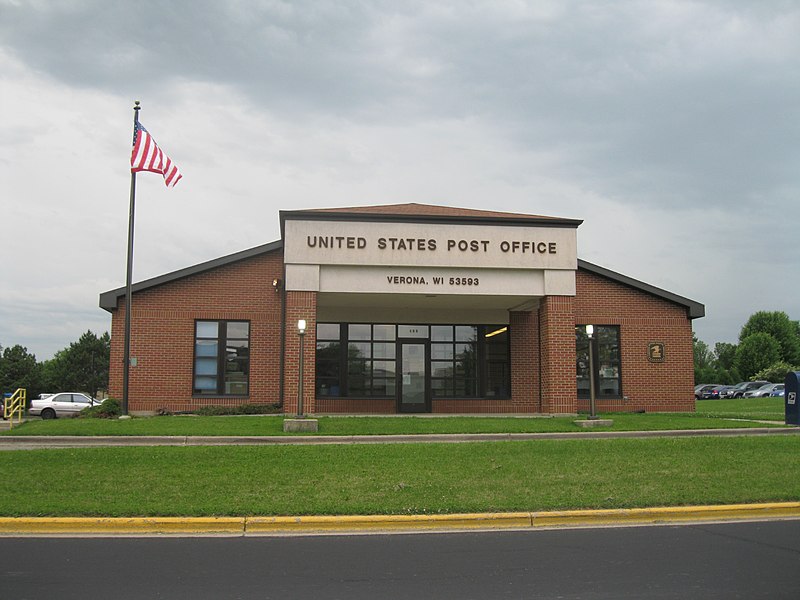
(246, 512, 532, 533)
(1, 503, 799, 535)
(531, 502, 800, 528)
(0, 517, 245, 535)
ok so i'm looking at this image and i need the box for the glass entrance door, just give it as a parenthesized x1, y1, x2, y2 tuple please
(399, 342, 428, 412)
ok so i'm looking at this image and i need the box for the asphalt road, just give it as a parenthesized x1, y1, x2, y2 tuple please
(2, 520, 799, 599)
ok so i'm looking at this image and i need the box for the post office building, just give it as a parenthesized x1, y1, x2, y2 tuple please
(99, 203, 704, 415)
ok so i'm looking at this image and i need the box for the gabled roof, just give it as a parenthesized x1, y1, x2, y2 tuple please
(280, 202, 583, 232)
(99, 240, 282, 311)
(100, 238, 704, 319)
(578, 259, 704, 319)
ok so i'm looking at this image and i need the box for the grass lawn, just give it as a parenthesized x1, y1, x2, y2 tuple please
(2, 436, 799, 517)
(695, 396, 785, 420)
(1, 396, 787, 437)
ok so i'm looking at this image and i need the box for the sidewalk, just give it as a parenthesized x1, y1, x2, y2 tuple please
(1, 426, 798, 449)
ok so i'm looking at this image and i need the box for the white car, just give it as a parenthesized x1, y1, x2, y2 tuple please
(28, 392, 103, 419)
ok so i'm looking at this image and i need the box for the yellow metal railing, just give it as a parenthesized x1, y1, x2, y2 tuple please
(3, 388, 26, 429)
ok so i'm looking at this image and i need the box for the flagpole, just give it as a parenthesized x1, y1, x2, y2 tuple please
(122, 100, 140, 416)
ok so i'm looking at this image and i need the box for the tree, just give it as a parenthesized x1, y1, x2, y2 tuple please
(739, 311, 800, 365)
(42, 331, 110, 398)
(714, 342, 737, 371)
(693, 334, 716, 383)
(735, 333, 782, 380)
(712, 342, 741, 384)
(0, 344, 42, 397)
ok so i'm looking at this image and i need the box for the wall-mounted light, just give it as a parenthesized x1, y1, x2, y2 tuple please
(272, 278, 281, 292)
(585, 324, 594, 338)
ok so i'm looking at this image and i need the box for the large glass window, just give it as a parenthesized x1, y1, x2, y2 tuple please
(576, 325, 621, 399)
(347, 324, 397, 397)
(484, 326, 510, 397)
(194, 320, 250, 396)
(316, 323, 341, 397)
(314, 323, 509, 400)
(431, 325, 478, 398)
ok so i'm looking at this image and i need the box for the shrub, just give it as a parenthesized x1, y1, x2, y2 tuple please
(80, 398, 122, 419)
(193, 403, 282, 416)
(752, 361, 800, 384)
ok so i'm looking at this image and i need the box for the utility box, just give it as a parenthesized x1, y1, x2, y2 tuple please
(784, 372, 800, 426)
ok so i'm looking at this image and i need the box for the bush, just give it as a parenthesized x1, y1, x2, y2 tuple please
(752, 361, 800, 384)
(80, 398, 121, 419)
(193, 403, 282, 416)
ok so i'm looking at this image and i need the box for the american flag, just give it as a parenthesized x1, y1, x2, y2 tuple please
(131, 121, 182, 187)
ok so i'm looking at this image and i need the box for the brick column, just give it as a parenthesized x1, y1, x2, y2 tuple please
(283, 291, 317, 415)
(509, 311, 540, 412)
(539, 295, 577, 414)
(108, 301, 126, 400)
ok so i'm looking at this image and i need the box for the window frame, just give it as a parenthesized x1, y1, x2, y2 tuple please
(429, 325, 479, 399)
(576, 324, 622, 400)
(192, 319, 251, 397)
(345, 323, 397, 398)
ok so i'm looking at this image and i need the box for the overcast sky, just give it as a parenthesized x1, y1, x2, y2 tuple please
(1, 0, 798, 360)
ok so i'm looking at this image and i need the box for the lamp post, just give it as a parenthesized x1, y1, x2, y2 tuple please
(586, 324, 598, 420)
(296, 319, 306, 418)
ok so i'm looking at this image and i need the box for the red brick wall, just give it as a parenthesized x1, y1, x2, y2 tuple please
(575, 269, 695, 412)
(108, 250, 285, 413)
(431, 399, 523, 413)
(539, 295, 578, 414)
(108, 251, 695, 415)
(317, 398, 395, 413)
(509, 310, 541, 413)
(282, 291, 317, 415)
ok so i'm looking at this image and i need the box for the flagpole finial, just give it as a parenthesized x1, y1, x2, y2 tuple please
(134, 100, 140, 110)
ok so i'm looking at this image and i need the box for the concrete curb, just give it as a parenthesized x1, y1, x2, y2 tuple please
(2, 503, 799, 536)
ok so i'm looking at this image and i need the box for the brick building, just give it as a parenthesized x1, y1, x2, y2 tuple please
(99, 204, 704, 415)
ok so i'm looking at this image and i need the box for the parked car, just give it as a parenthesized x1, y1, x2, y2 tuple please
(771, 385, 785, 397)
(724, 383, 745, 398)
(695, 384, 721, 399)
(727, 381, 769, 398)
(744, 383, 784, 398)
(28, 392, 103, 419)
(701, 385, 734, 399)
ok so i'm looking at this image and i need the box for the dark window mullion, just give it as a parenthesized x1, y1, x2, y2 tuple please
(339, 323, 348, 397)
(217, 322, 227, 395)
(477, 326, 486, 397)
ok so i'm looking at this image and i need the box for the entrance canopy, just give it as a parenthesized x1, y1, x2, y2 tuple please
(281, 203, 582, 314)
(316, 291, 539, 324)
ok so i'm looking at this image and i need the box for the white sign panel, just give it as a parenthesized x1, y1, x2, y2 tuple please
(318, 266, 548, 296)
(284, 220, 577, 271)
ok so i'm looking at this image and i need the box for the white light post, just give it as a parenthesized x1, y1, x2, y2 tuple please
(586, 325, 598, 420)
(297, 319, 306, 418)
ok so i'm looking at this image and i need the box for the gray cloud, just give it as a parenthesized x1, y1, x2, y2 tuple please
(1, 0, 798, 356)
